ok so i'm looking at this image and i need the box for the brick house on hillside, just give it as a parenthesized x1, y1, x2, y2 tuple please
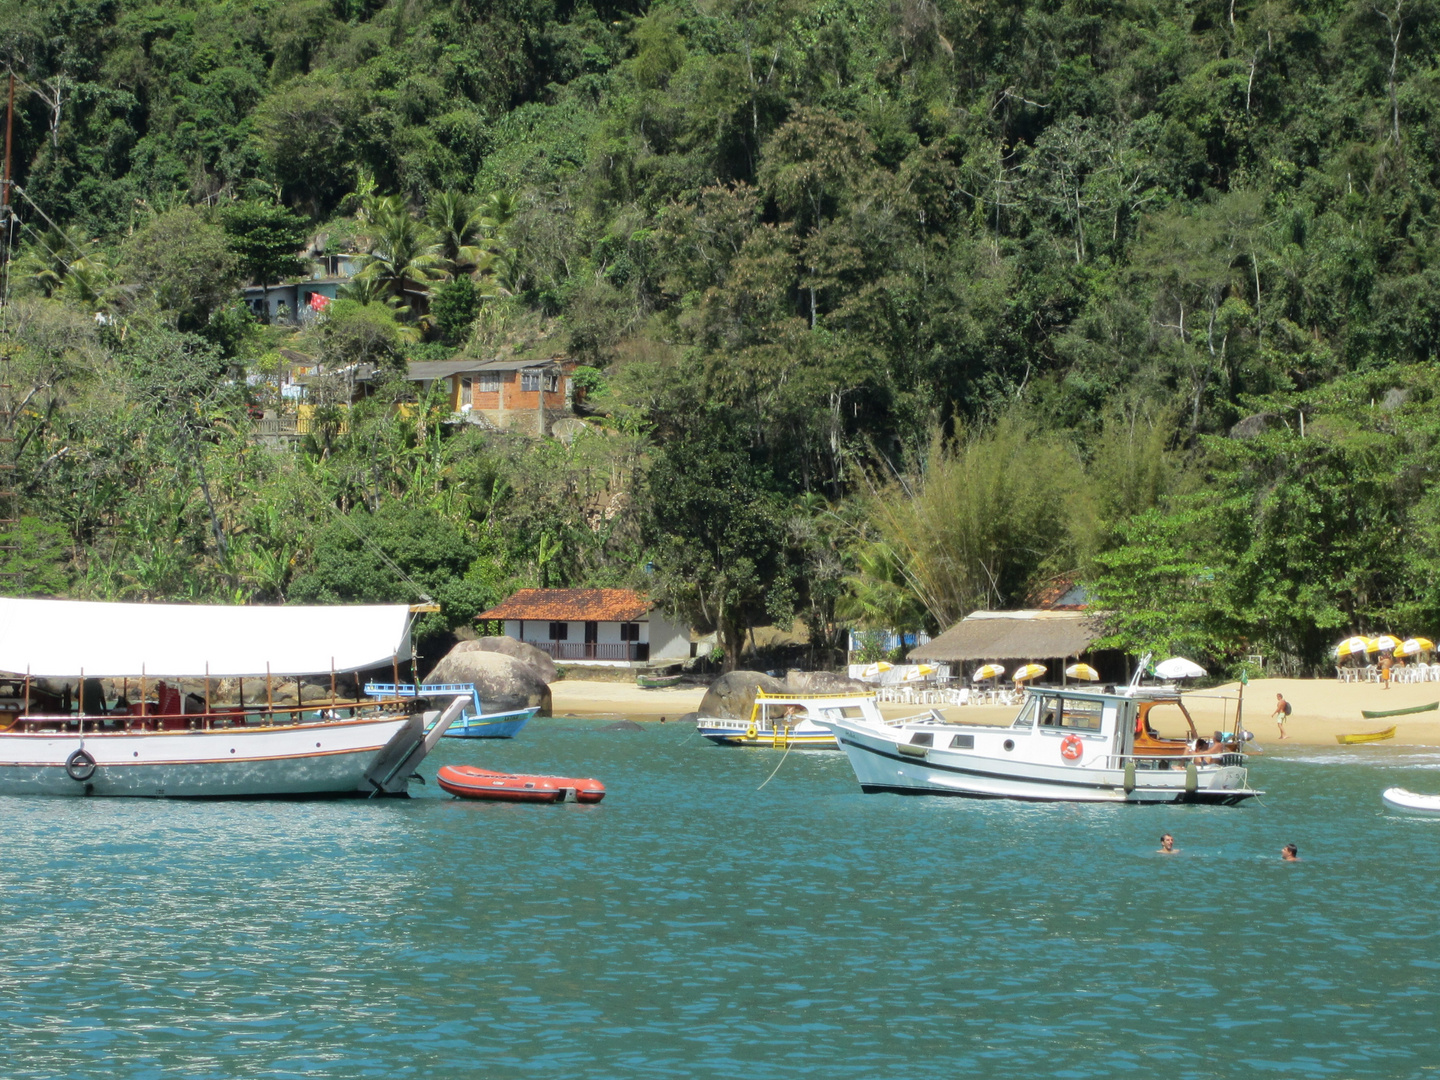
(407, 356, 577, 436)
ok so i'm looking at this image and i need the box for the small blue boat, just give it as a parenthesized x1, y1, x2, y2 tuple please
(364, 682, 539, 739)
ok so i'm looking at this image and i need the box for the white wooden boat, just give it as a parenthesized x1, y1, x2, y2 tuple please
(0, 598, 466, 798)
(697, 691, 928, 749)
(1381, 787, 1440, 814)
(818, 685, 1260, 804)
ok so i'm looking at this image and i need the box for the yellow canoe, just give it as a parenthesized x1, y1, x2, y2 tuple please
(1336, 726, 1396, 745)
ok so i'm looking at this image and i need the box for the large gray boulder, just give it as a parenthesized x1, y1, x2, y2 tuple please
(424, 648, 553, 715)
(698, 670, 786, 719)
(446, 636, 557, 685)
(784, 670, 870, 695)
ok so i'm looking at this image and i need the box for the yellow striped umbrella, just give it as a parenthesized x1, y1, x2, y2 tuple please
(1013, 663, 1047, 683)
(1373, 634, 1402, 653)
(860, 661, 893, 678)
(972, 664, 1006, 682)
(1335, 636, 1375, 660)
(1064, 663, 1100, 681)
(1398, 637, 1435, 657)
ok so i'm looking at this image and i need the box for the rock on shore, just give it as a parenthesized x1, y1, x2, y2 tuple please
(424, 648, 553, 715)
(698, 669, 872, 719)
(444, 636, 557, 685)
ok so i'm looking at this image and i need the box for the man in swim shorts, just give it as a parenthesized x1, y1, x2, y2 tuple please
(1272, 693, 1291, 739)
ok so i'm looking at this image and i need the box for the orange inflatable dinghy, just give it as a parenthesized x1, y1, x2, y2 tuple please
(436, 764, 606, 804)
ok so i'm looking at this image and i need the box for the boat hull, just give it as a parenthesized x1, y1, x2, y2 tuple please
(697, 719, 837, 748)
(828, 720, 1257, 805)
(436, 765, 605, 804)
(1337, 726, 1397, 744)
(1382, 787, 1440, 814)
(441, 707, 539, 739)
(0, 703, 463, 798)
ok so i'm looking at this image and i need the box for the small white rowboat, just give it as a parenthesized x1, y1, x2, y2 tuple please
(1381, 787, 1440, 814)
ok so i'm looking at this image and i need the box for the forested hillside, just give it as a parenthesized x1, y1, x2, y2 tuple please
(2, 0, 1439, 673)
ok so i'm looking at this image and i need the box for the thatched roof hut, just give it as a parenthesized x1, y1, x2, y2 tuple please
(909, 610, 1107, 664)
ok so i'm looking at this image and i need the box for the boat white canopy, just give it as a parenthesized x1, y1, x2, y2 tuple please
(0, 598, 415, 678)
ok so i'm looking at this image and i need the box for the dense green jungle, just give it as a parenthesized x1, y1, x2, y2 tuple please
(1, 0, 1439, 674)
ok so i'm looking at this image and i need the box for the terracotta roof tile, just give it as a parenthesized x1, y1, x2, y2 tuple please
(476, 588, 651, 622)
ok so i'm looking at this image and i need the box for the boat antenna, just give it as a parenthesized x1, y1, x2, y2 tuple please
(1129, 652, 1152, 690)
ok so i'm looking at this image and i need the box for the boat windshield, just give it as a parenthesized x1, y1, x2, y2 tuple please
(1011, 696, 1039, 728)
(817, 705, 867, 721)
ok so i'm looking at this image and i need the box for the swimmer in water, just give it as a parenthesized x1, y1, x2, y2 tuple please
(1158, 833, 1178, 854)
(1282, 843, 1299, 861)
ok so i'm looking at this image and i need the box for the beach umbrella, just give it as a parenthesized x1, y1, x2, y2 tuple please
(1398, 637, 1435, 657)
(1064, 663, 1100, 681)
(1154, 656, 1206, 680)
(972, 664, 1006, 682)
(1013, 663, 1047, 683)
(1335, 636, 1375, 660)
(859, 661, 893, 679)
(1373, 634, 1402, 653)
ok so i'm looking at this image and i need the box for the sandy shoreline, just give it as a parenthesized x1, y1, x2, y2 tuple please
(552, 676, 1440, 747)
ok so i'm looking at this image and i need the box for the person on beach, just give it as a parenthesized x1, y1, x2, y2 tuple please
(1272, 693, 1291, 739)
(1281, 843, 1299, 861)
(1380, 653, 1392, 689)
(1158, 834, 1178, 854)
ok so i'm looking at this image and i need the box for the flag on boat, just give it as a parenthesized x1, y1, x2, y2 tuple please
(1398, 637, 1435, 657)
(1154, 656, 1206, 680)
(1064, 663, 1100, 681)
(1012, 663, 1047, 683)
(1373, 634, 1402, 653)
(1335, 636, 1376, 659)
(972, 664, 1006, 682)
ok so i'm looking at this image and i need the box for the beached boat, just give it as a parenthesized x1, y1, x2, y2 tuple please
(637, 672, 684, 689)
(1336, 726, 1396, 744)
(1361, 701, 1438, 719)
(818, 684, 1259, 804)
(697, 690, 923, 749)
(1382, 787, 1440, 814)
(364, 682, 538, 738)
(436, 764, 605, 803)
(0, 598, 466, 798)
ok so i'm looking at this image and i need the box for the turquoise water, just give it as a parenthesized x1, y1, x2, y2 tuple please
(3, 720, 1439, 1078)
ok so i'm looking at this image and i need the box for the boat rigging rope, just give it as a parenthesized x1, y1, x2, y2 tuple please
(756, 741, 793, 791)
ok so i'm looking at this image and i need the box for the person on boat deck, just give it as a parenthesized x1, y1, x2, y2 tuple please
(1158, 834, 1179, 854)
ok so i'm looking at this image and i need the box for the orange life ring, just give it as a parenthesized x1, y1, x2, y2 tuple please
(1059, 734, 1084, 762)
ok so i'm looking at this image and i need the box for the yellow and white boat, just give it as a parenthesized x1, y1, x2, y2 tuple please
(697, 690, 932, 749)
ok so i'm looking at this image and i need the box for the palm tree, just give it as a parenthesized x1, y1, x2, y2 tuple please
(355, 211, 444, 313)
(425, 191, 486, 275)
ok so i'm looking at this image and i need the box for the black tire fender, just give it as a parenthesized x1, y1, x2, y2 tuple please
(66, 748, 97, 782)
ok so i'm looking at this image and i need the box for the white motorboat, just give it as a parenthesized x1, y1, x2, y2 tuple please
(818, 684, 1260, 804)
(1381, 788, 1440, 814)
(696, 690, 936, 749)
(0, 598, 466, 798)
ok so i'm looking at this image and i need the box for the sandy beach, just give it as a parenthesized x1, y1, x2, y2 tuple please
(553, 675, 1440, 747)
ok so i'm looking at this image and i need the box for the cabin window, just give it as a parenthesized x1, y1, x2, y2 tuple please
(479, 372, 501, 393)
(949, 734, 975, 749)
(818, 706, 866, 721)
(521, 370, 541, 392)
(619, 622, 641, 641)
(909, 732, 934, 747)
(1043, 696, 1104, 732)
(548, 621, 569, 641)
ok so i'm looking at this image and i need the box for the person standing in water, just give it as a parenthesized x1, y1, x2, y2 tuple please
(1272, 693, 1292, 739)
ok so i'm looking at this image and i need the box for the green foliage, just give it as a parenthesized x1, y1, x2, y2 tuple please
(119, 207, 238, 331)
(221, 202, 311, 289)
(431, 276, 481, 347)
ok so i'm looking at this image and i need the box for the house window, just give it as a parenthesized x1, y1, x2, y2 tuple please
(521, 370, 541, 392)
(479, 372, 501, 393)
(619, 622, 641, 641)
(548, 621, 569, 641)
(544, 373, 559, 393)
(460, 376, 473, 407)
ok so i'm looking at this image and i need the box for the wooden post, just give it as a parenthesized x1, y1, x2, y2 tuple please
(204, 662, 211, 723)
(140, 665, 146, 729)
(77, 668, 84, 716)
(265, 662, 273, 712)
(23, 666, 30, 716)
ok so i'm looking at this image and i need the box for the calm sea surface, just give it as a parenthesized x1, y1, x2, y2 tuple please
(3, 719, 1440, 1078)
